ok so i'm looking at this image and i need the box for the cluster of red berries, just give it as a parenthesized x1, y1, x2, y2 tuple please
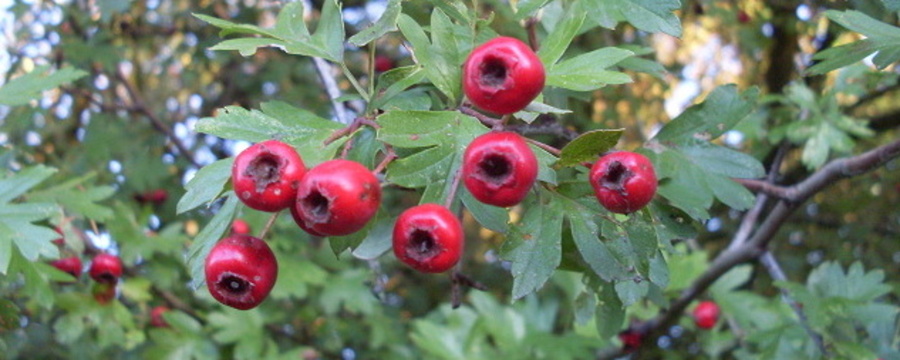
(48, 227, 124, 304)
(205, 36, 659, 310)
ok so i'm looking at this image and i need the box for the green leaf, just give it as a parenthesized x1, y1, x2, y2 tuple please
(679, 144, 765, 179)
(349, 0, 402, 46)
(807, 40, 877, 75)
(198, 102, 342, 143)
(514, 0, 552, 20)
(654, 85, 759, 143)
(460, 186, 509, 233)
(625, 216, 658, 270)
(314, 0, 345, 62)
(0, 203, 60, 262)
(614, 279, 649, 306)
(582, 0, 683, 37)
(378, 111, 486, 188)
(193, 14, 278, 38)
(0, 299, 18, 331)
(557, 129, 625, 167)
(0, 165, 57, 204)
(553, 193, 630, 281)
(196, 2, 345, 61)
(177, 158, 234, 214)
(547, 48, 634, 92)
(351, 217, 394, 260)
(27, 173, 115, 221)
(397, 12, 463, 104)
(187, 195, 239, 289)
(595, 283, 625, 339)
(805, 261, 891, 302)
(808, 11, 900, 74)
(370, 65, 428, 110)
(537, 11, 586, 66)
(501, 193, 563, 300)
(0, 66, 87, 106)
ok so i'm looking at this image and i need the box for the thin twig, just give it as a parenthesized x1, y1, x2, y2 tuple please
(727, 141, 789, 251)
(525, 137, 561, 156)
(113, 68, 200, 167)
(372, 146, 396, 175)
(258, 211, 281, 241)
(760, 251, 828, 355)
(443, 168, 463, 209)
(603, 137, 900, 359)
(459, 105, 503, 128)
(737, 137, 900, 202)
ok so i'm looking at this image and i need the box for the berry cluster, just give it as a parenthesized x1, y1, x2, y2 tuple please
(207, 36, 659, 310)
(47, 227, 125, 305)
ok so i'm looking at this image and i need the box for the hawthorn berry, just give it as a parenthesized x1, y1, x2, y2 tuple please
(374, 55, 394, 72)
(392, 204, 463, 273)
(589, 151, 657, 214)
(204, 234, 277, 310)
(462, 36, 545, 115)
(50, 256, 82, 280)
(693, 300, 720, 329)
(232, 140, 306, 212)
(462, 131, 538, 207)
(135, 189, 168, 205)
(150, 306, 171, 328)
(292, 159, 381, 237)
(231, 219, 251, 235)
(618, 329, 644, 353)
(89, 253, 123, 284)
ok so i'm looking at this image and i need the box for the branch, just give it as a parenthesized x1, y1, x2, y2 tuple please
(605, 139, 900, 359)
(113, 68, 201, 167)
(736, 137, 900, 202)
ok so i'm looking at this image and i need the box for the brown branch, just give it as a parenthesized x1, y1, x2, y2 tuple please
(605, 138, 900, 359)
(737, 137, 900, 202)
(113, 68, 200, 167)
(459, 105, 503, 128)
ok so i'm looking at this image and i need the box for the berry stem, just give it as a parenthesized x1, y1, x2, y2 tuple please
(340, 62, 370, 102)
(524, 17, 540, 52)
(443, 167, 463, 209)
(459, 105, 503, 128)
(372, 146, 397, 175)
(524, 137, 561, 156)
(258, 210, 281, 241)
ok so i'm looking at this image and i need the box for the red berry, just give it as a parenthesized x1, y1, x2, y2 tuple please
(589, 151, 657, 214)
(462, 36, 545, 115)
(89, 253, 123, 284)
(50, 256, 82, 280)
(392, 204, 463, 273)
(231, 219, 251, 235)
(232, 140, 307, 212)
(150, 306, 171, 328)
(292, 159, 381, 236)
(135, 189, 169, 205)
(618, 330, 643, 352)
(462, 131, 538, 207)
(374, 55, 394, 72)
(204, 234, 277, 310)
(693, 301, 720, 329)
(737, 10, 751, 24)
